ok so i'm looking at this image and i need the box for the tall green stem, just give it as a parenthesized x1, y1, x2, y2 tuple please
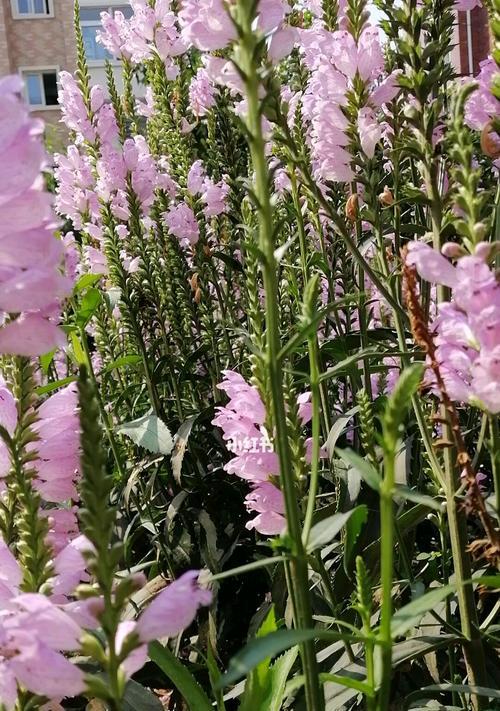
(377, 445, 396, 710)
(490, 415, 500, 520)
(235, 6, 324, 709)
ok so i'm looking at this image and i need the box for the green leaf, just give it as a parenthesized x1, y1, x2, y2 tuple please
(117, 415, 174, 455)
(40, 349, 56, 375)
(391, 585, 454, 638)
(266, 648, 299, 711)
(336, 448, 381, 491)
(71, 332, 87, 366)
(74, 273, 104, 293)
(319, 349, 379, 384)
(76, 287, 102, 328)
(35, 376, 78, 396)
(325, 406, 359, 459)
(149, 641, 213, 711)
(102, 354, 142, 374)
(240, 607, 278, 711)
(407, 683, 500, 704)
(218, 629, 361, 688)
(171, 415, 198, 485)
(343, 505, 368, 574)
(393, 485, 441, 511)
(307, 507, 366, 553)
(122, 680, 163, 710)
(287, 672, 373, 697)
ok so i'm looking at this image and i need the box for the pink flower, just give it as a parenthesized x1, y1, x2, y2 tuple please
(465, 57, 500, 132)
(163, 202, 200, 246)
(406, 241, 458, 288)
(406, 243, 500, 413)
(455, 0, 482, 10)
(0, 591, 85, 710)
(30, 384, 80, 503)
(136, 570, 212, 642)
(358, 107, 382, 158)
(187, 160, 206, 195)
(189, 68, 217, 117)
(201, 177, 230, 217)
(0, 78, 71, 356)
(179, 0, 236, 51)
(245, 482, 286, 535)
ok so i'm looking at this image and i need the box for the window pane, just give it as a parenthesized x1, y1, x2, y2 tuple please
(82, 25, 111, 60)
(43, 72, 58, 105)
(25, 73, 42, 105)
(80, 7, 104, 21)
(17, 0, 31, 14)
(33, 0, 46, 13)
(117, 5, 133, 19)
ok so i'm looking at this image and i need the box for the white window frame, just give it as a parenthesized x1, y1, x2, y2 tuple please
(19, 66, 60, 111)
(11, 0, 54, 19)
(80, 2, 131, 66)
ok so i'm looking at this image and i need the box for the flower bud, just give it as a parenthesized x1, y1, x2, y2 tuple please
(345, 194, 358, 222)
(441, 242, 465, 258)
(480, 121, 500, 159)
(378, 186, 394, 206)
(472, 223, 487, 243)
(474, 241, 492, 261)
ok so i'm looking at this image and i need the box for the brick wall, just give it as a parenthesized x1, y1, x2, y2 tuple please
(3, 0, 75, 72)
(457, 7, 491, 76)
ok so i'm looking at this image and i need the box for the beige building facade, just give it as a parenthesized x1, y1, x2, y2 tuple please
(0, 0, 132, 141)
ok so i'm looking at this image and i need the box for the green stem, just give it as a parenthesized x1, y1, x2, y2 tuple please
(302, 334, 321, 544)
(489, 415, 500, 520)
(426, 175, 487, 709)
(377, 447, 396, 710)
(236, 7, 324, 709)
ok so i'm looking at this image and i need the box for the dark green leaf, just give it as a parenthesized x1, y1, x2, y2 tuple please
(343, 505, 368, 574)
(307, 507, 366, 553)
(35, 376, 78, 396)
(149, 642, 213, 711)
(336, 448, 381, 491)
(218, 629, 361, 688)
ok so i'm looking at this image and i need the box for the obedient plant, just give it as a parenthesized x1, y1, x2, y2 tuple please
(0, 0, 499, 708)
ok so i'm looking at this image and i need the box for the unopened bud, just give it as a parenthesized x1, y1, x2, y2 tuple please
(345, 194, 358, 222)
(474, 241, 492, 261)
(130, 572, 147, 591)
(378, 185, 394, 206)
(480, 121, 500, 159)
(441, 242, 465, 258)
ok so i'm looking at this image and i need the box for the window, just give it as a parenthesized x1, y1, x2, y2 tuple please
(80, 4, 133, 62)
(22, 70, 59, 108)
(12, 0, 52, 17)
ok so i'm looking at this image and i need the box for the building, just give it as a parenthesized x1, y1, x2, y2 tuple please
(0, 0, 493, 141)
(0, 0, 133, 141)
(451, 6, 492, 76)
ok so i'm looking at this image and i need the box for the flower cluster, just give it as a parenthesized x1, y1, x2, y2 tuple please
(407, 241, 500, 414)
(213, 370, 286, 535)
(0, 76, 71, 356)
(298, 25, 400, 182)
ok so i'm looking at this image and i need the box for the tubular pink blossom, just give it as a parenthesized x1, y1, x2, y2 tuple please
(136, 570, 212, 642)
